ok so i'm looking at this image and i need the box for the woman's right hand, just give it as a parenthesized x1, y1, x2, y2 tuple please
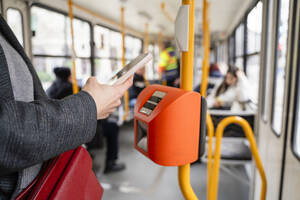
(83, 76, 133, 119)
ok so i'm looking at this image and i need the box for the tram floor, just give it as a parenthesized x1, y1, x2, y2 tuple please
(91, 122, 250, 200)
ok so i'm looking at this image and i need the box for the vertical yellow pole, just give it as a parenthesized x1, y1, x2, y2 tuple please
(68, 0, 79, 94)
(199, 1, 213, 200)
(200, 0, 210, 97)
(144, 23, 150, 86)
(121, 7, 129, 121)
(206, 112, 214, 200)
(178, 0, 198, 200)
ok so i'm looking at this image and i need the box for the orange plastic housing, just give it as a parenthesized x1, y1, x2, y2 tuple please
(134, 85, 201, 166)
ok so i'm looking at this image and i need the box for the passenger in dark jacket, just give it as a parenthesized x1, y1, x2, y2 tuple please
(46, 67, 73, 99)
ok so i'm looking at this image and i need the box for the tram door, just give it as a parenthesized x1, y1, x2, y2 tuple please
(281, 1, 300, 199)
(2, 0, 31, 56)
(254, 0, 293, 199)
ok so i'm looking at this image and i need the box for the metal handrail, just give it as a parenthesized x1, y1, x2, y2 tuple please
(209, 116, 267, 200)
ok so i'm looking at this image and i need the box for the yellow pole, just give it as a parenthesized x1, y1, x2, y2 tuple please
(210, 116, 267, 200)
(144, 23, 150, 86)
(121, 7, 129, 121)
(200, 0, 210, 97)
(206, 112, 214, 200)
(161, 2, 175, 23)
(68, 0, 79, 94)
(199, 1, 213, 199)
(178, 0, 198, 200)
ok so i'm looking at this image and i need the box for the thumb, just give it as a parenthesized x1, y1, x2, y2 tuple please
(114, 76, 134, 94)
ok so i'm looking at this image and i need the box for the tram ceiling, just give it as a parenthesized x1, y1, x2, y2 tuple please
(35, 0, 252, 40)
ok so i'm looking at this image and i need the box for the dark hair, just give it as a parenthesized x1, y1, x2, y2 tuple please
(53, 67, 71, 80)
(215, 66, 239, 97)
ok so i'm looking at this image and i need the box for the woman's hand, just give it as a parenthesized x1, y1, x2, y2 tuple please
(83, 76, 133, 119)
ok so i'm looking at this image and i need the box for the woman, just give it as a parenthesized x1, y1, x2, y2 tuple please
(206, 66, 250, 111)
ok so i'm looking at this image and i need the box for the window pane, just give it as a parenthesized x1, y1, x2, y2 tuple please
(94, 25, 110, 58)
(247, 2, 263, 54)
(67, 18, 91, 57)
(7, 8, 24, 46)
(95, 58, 122, 83)
(32, 6, 91, 57)
(272, 0, 290, 135)
(235, 24, 244, 57)
(125, 35, 142, 59)
(33, 57, 91, 89)
(31, 7, 67, 56)
(235, 57, 244, 70)
(246, 54, 260, 103)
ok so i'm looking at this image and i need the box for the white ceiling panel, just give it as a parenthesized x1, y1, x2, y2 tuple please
(66, 0, 252, 39)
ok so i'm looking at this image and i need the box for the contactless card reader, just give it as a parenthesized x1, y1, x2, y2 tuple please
(134, 85, 207, 166)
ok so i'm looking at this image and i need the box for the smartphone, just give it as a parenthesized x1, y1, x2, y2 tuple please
(109, 53, 152, 85)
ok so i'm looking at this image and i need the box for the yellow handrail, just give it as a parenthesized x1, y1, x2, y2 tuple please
(210, 116, 267, 200)
(121, 6, 129, 121)
(206, 112, 214, 200)
(178, 0, 198, 199)
(160, 2, 175, 23)
(68, 0, 79, 94)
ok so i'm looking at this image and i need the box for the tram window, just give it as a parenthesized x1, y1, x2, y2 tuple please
(235, 24, 244, 57)
(246, 1, 263, 103)
(6, 8, 24, 46)
(94, 24, 143, 82)
(271, 0, 290, 135)
(235, 57, 244, 70)
(148, 44, 159, 80)
(95, 58, 122, 83)
(247, 2, 263, 54)
(31, 6, 92, 89)
(125, 35, 142, 60)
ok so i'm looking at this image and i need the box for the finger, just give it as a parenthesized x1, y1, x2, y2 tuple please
(114, 76, 133, 94)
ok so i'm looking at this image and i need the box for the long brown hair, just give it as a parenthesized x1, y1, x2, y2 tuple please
(215, 66, 239, 97)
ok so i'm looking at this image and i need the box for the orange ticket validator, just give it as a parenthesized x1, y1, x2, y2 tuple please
(134, 85, 207, 166)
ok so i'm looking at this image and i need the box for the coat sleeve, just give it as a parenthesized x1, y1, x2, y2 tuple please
(0, 91, 97, 175)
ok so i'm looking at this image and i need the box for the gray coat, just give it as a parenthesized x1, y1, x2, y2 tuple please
(0, 16, 97, 198)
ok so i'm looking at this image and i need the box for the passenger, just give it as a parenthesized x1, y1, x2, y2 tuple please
(129, 67, 146, 107)
(0, 16, 132, 199)
(194, 63, 224, 94)
(101, 111, 125, 174)
(158, 41, 179, 87)
(206, 66, 250, 111)
(46, 67, 73, 99)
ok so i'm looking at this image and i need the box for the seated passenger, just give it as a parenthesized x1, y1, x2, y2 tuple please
(129, 67, 146, 107)
(206, 66, 250, 111)
(46, 67, 73, 99)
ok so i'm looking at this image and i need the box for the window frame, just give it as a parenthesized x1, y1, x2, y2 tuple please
(94, 23, 143, 61)
(270, 0, 291, 136)
(31, 3, 94, 76)
(31, 3, 93, 58)
(6, 7, 25, 47)
(291, 32, 300, 160)
(261, 0, 274, 123)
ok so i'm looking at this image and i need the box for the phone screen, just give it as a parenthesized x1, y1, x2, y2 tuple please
(109, 53, 150, 84)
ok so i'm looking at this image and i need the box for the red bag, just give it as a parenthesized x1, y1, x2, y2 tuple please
(16, 146, 103, 200)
